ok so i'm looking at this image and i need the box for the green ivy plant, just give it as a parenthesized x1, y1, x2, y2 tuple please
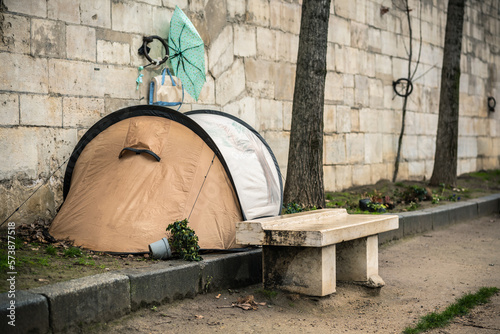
(166, 219, 202, 262)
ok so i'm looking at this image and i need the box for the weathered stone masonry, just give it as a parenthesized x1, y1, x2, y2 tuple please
(0, 0, 499, 225)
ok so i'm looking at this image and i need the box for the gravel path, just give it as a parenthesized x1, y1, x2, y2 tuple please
(88, 214, 500, 334)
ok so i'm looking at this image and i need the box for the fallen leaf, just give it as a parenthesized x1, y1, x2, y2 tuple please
(194, 315, 204, 319)
(215, 294, 221, 299)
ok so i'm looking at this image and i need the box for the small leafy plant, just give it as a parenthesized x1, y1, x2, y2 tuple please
(166, 219, 202, 261)
(282, 202, 303, 214)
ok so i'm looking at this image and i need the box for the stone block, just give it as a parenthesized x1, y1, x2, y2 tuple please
(423, 205, 451, 230)
(163, 0, 188, 10)
(152, 6, 173, 38)
(256, 27, 277, 60)
(378, 219, 404, 244)
(66, 25, 96, 61)
(354, 75, 369, 106)
(399, 211, 433, 236)
(274, 62, 295, 101)
(366, 28, 381, 53)
(417, 135, 435, 160)
(227, 0, 246, 19)
(350, 107, 360, 132)
(48, 0, 80, 23)
(324, 105, 336, 133)
(62, 97, 104, 128)
(271, 1, 301, 35)
(263, 245, 336, 296)
(335, 164, 353, 191)
(382, 134, 397, 161)
(112, 1, 154, 35)
(359, 108, 379, 133)
(122, 261, 200, 310)
(0, 290, 49, 334)
(200, 249, 262, 292)
(352, 164, 371, 186)
(375, 54, 393, 82)
(208, 25, 233, 78)
(360, 51, 376, 78)
(261, 131, 289, 172)
(222, 96, 256, 127)
(80, 0, 112, 28)
(97, 40, 131, 65)
(30, 273, 130, 332)
(324, 165, 335, 191)
(346, 132, 364, 164)
(31, 19, 66, 58)
(0, 14, 30, 53)
(0, 128, 41, 178)
(234, 25, 256, 57)
(328, 16, 351, 46)
(345, 47, 359, 74)
(49, 60, 139, 99)
(447, 201, 478, 224)
(277, 31, 299, 63)
(104, 97, 140, 116)
(381, 30, 398, 56)
(20, 94, 62, 127)
(334, 0, 357, 20)
(0, 93, 19, 126)
(337, 235, 378, 282)
(335, 44, 346, 73)
(350, 21, 368, 49)
(247, 0, 270, 27)
(472, 194, 500, 217)
(369, 79, 384, 108)
(325, 71, 344, 102)
(257, 99, 283, 131)
(324, 134, 346, 165)
(197, 74, 215, 104)
(326, 43, 335, 71)
(205, 0, 227, 44)
(282, 101, 292, 131)
(365, 1, 386, 30)
(371, 163, 390, 183)
(3, 0, 46, 17)
(364, 133, 383, 164)
(215, 59, 245, 106)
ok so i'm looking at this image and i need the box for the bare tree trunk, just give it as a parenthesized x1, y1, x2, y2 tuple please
(283, 0, 331, 208)
(429, 0, 466, 187)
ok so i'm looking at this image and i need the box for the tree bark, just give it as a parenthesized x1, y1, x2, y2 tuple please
(429, 0, 466, 187)
(283, 0, 331, 208)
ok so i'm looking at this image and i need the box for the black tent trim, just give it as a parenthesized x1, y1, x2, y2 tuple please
(185, 109, 284, 217)
(62, 105, 244, 219)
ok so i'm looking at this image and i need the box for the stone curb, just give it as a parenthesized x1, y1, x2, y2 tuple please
(1, 195, 499, 333)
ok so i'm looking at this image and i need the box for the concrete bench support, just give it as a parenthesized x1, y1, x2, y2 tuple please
(236, 209, 398, 297)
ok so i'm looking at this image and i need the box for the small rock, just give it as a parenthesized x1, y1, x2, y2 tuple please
(366, 275, 385, 288)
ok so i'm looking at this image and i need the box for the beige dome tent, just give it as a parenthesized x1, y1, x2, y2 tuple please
(49, 106, 282, 253)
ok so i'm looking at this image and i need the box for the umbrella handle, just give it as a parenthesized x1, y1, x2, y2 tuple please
(142, 35, 169, 66)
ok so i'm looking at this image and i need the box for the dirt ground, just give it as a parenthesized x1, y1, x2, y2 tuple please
(85, 214, 500, 334)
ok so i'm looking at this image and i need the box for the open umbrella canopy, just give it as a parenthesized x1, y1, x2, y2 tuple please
(168, 6, 206, 101)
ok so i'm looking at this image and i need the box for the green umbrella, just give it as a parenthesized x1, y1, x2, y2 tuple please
(168, 6, 206, 101)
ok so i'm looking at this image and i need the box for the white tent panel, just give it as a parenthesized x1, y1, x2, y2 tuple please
(187, 112, 282, 220)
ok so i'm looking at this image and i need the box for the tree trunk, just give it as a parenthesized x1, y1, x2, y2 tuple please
(283, 0, 331, 208)
(429, 0, 466, 187)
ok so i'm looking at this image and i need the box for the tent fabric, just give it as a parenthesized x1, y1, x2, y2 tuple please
(50, 105, 282, 254)
(186, 110, 283, 220)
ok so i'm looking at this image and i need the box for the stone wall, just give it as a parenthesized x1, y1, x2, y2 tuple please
(0, 0, 499, 225)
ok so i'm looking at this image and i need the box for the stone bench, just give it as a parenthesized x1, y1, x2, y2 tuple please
(235, 209, 399, 297)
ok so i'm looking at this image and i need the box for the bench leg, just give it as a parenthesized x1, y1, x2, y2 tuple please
(336, 235, 384, 287)
(262, 244, 336, 297)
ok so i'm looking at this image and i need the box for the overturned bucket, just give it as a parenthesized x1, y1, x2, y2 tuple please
(148, 237, 172, 260)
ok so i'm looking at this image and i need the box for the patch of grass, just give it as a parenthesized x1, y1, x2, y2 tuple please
(45, 245, 57, 256)
(63, 247, 83, 258)
(256, 288, 278, 300)
(403, 287, 499, 334)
